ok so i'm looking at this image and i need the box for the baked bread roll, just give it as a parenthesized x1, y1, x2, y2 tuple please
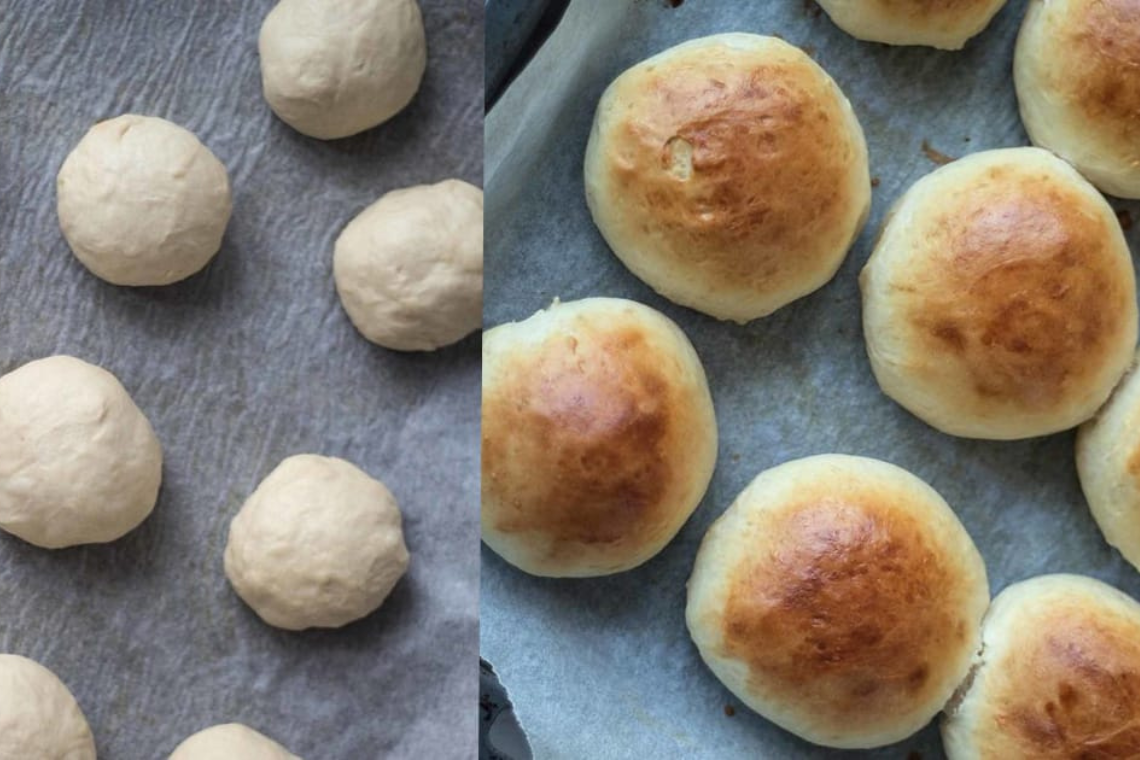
(584, 34, 870, 323)
(686, 454, 989, 749)
(816, 0, 1009, 50)
(861, 147, 1137, 440)
(1015, 0, 1140, 198)
(481, 298, 717, 577)
(943, 574, 1140, 759)
(1077, 352, 1140, 572)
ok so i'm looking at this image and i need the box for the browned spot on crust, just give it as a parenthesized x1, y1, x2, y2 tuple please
(997, 609, 1140, 758)
(922, 140, 955, 166)
(720, 497, 968, 724)
(481, 318, 710, 568)
(908, 169, 1129, 410)
(601, 42, 862, 297)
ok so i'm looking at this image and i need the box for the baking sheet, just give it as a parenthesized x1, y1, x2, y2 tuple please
(482, 1, 1140, 757)
(0, 1, 481, 757)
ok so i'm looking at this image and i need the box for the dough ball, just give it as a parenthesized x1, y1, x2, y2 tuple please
(942, 574, 1140, 759)
(686, 454, 989, 749)
(0, 654, 95, 759)
(224, 454, 409, 630)
(1015, 0, 1140, 198)
(170, 723, 299, 760)
(0, 355, 163, 548)
(334, 180, 483, 352)
(1076, 351, 1140, 573)
(482, 297, 718, 577)
(816, 0, 1009, 50)
(259, 0, 426, 140)
(584, 34, 870, 323)
(57, 114, 232, 286)
(860, 147, 1137, 440)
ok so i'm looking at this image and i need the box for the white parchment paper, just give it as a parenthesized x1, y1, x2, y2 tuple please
(483, 1, 1140, 757)
(0, 1, 481, 757)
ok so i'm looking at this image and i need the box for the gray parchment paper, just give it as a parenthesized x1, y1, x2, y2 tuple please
(0, 2, 480, 757)
(483, 1, 1140, 757)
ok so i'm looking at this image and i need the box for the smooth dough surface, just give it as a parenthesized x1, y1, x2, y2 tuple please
(482, 297, 718, 577)
(334, 180, 483, 351)
(57, 114, 232, 286)
(584, 33, 870, 323)
(170, 723, 300, 760)
(861, 147, 1137, 440)
(943, 574, 1140, 759)
(259, 0, 426, 139)
(686, 454, 989, 749)
(0, 355, 163, 548)
(1015, 0, 1140, 198)
(816, 0, 1009, 49)
(0, 654, 95, 760)
(1077, 351, 1140, 573)
(224, 454, 409, 630)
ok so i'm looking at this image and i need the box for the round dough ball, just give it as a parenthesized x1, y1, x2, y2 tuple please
(224, 454, 409, 630)
(482, 297, 718, 577)
(1015, 0, 1140, 198)
(584, 34, 871, 323)
(1077, 351, 1140, 572)
(0, 655, 95, 759)
(57, 114, 232, 286)
(334, 180, 483, 351)
(942, 574, 1140, 759)
(170, 723, 299, 760)
(816, 0, 1009, 50)
(259, 0, 426, 140)
(0, 355, 163, 548)
(861, 147, 1137, 440)
(686, 454, 989, 749)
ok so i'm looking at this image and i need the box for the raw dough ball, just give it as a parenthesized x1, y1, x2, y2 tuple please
(686, 455, 989, 749)
(57, 114, 232, 286)
(860, 147, 1137, 440)
(224, 455, 409, 630)
(0, 355, 163, 548)
(1076, 351, 1140, 573)
(259, 0, 426, 139)
(334, 180, 483, 351)
(482, 297, 718, 577)
(1015, 0, 1140, 198)
(170, 723, 299, 760)
(0, 654, 95, 760)
(584, 34, 870, 323)
(942, 574, 1140, 759)
(816, 0, 1009, 50)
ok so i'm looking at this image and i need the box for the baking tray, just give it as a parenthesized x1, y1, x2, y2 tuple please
(0, 1, 481, 757)
(482, 1, 1140, 757)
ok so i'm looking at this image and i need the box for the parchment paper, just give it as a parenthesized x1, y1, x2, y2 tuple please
(482, 1, 1140, 757)
(0, 2, 481, 757)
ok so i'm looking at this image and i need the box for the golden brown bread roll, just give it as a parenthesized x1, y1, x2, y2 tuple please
(686, 454, 989, 749)
(1015, 0, 1140, 198)
(816, 0, 1010, 49)
(861, 147, 1137, 440)
(481, 297, 717, 577)
(943, 574, 1140, 759)
(584, 34, 870, 323)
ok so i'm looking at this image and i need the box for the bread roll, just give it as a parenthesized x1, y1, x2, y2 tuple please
(816, 0, 1009, 50)
(1077, 352, 1140, 572)
(481, 298, 717, 577)
(584, 34, 870, 323)
(1015, 0, 1140, 198)
(686, 454, 989, 749)
(861, 147, 1137, 440)
(943, 574, 1140, 759)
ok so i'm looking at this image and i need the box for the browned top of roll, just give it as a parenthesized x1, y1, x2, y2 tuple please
(718, 495, 973, 724)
